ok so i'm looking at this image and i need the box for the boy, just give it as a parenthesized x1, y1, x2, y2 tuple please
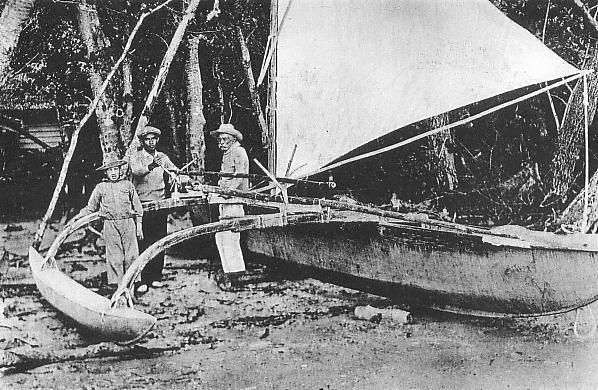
(76, 156, 144, 286)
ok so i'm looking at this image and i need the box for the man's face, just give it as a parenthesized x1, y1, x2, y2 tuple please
(217, 135, 234, 152)
(142, 135, 159, 152)
(106, 166, 120, 182)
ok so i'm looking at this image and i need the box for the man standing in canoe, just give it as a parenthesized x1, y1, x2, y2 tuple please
(210, 123, 249, 290)
(128, 125, 179, 294)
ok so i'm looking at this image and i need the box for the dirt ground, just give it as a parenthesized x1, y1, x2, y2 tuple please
(2, 218, 598, 389)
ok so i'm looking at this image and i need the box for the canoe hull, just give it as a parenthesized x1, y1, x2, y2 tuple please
(29, 247, 156, 343)
(246, 221, 598, 316)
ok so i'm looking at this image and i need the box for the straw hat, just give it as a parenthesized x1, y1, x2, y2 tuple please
(96, 156, 127, 171)
(210, 123, 243, 142)
(137, 126, 162, 139)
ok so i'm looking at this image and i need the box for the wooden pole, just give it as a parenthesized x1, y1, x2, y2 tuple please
(189, 170, 336, 188)
(266, 0, 278, 173)
(44, 197, 205, 264)
(198, 184, 521, 239)
(1, 342, 178, 373)
(32, 1, 173, 249)
(112, 212, 323, 302)
(131, 0, 201, 148)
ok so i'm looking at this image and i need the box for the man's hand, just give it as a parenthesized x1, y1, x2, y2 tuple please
(136, 224, 144, 240)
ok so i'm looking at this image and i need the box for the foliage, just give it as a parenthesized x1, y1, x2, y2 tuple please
(0, 0, 597, 225)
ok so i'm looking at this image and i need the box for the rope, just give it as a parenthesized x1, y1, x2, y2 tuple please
(582, 74, 590, 232)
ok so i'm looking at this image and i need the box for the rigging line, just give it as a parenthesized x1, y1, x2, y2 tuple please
(583, 73, 590, 233)
(541, 0, 560, 131)
(309, 71, 592, 178)
(256, 0, 294, 87)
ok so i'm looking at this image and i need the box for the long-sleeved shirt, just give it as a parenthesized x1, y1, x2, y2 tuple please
(219, 142, 249, 191)
(79, 179, 143, 220)
(128, 149, 178, 202)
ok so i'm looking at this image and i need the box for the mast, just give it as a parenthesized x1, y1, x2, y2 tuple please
(266, 0, 278, 174)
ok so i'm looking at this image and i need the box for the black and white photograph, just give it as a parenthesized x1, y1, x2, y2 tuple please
(2, 0, 598, 388)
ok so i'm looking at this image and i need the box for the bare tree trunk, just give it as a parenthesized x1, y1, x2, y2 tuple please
(427, 113, 457, 190)
(120, 59, 134, 146)
(552, 0, 598, 227)
(236, 25, 268, 147)
(558, 172, 598, 231)
(547, 57, 598, 201)
(214, 58, 226, 123)
(33, 0, 171, 248)
(77, 0, 121, 160)
(0, 0, 36, 87)
(185, 35, 205, 174)
(163, 88, 180, 158)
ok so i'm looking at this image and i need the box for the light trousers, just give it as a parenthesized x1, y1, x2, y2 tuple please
(104, 218, 139, 285)
(215, 204, 246, 273)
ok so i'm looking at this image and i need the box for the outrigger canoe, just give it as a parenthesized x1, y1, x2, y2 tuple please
(27, 186, 598, 343)
(28, 0, 598, 342)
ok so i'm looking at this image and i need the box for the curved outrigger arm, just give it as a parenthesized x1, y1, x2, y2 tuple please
(111, 210, 326, 306)
(44, 213, 101, 268)
(42, 197, 206, 271)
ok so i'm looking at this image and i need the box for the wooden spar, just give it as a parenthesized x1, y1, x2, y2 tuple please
(44, 213, 100, 265)
(32, 0, 174, 249)
(198, 185, 520, 239)
(111, 211, 323, 304)
(188, 170, 336, 188)
(132, 0, 201, 138)
(43, 196, 205, 265)
(266, 0, 278, 173)
(141, 196, 205, 212)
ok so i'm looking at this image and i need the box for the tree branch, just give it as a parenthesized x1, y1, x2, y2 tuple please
(571, 0, 598, 34)
(133, 0, 202, 141)
(33, 0, 175, 249)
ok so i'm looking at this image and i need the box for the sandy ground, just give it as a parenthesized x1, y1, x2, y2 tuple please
(2, 218, 598, 389)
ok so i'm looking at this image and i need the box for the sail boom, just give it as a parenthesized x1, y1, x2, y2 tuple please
(312, 71, 589, 177)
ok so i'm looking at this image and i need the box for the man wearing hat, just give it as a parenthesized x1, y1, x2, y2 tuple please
(209, 123, 249, 290)
(76, 155, 144, 286)
(128, 125, 179, 293)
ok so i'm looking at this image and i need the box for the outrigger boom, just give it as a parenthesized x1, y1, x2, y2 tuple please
(187, 170, 336, 188)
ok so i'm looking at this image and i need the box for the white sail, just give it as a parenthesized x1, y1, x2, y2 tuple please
(273, 0, 581, 177)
